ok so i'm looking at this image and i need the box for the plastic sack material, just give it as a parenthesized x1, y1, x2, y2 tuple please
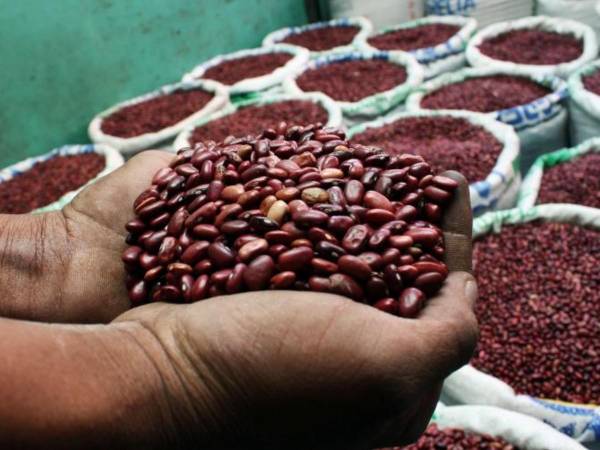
(262, 17, 372, 59)
(89, 79, 228, 157)
(425, 0, 534, 28)
(517, 136, 600, 209)
(358, 16, 478, 79)
(443, 203, 600, 443)
(347, 110, 520, 215)
(428, 404, 586, 449)
(173, 92, 343, 150)
(466, 16, 599, 79)
(568, 59, 600, 145)
(328, 0, 423, 29)
(406, 67, 569, 172)
(0, 144, 124, 214)
(181, 45, 310, 95)
(536, 0, 600, 41)
(283, 51, 423, 119)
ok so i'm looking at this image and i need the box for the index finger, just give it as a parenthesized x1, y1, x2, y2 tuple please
(440, 170, 472, 274)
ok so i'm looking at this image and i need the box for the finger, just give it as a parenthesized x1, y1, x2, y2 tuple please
(410, 272, 479, 381)
(440, 170, 472, 274)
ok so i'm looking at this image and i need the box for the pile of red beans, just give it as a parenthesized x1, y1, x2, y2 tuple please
(296, 59, 408, 102)
(122, 123, 457, 317)
(352, 116, 502, 183)
(279, 25, 359, 52)
(472, 221, 600, 404)
(0, 153, 105, 214)
(537, 153, 600, 208)
(478, 28, 583, 65)
(421, 75, 551, 113)
(367, 24, 461, 51)
(189, 100, 329, 145)
(382, 424, 519, 450)
(201, 52, 293, 86)
(582, 69, 600, 96)
(101, 89, 214, 138)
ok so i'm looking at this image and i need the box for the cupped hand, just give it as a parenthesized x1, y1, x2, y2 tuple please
(112, 172, 478, 449)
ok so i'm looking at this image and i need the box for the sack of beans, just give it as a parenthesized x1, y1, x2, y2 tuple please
(517, 136, 600, 209)
(328, 0, 423, 29)
(443, 203, 600, 443)
(181, 45, 310, 96)
(0, 144, 123, 214)
(425, 0, 534, 28)
(173, 92, 343, 150)
(466, 16, 599, 79)
(89, 80, 229, 156)
(348, 110, 520, 215)
(406, 67, 569, 173)
(262, 17, 373, 59)
(283, 51, 423, 120)
(536, 0, 600, 41)
(400, 404, 586, 450)
(568, 59, 600, 145)
(358, 16, 478, 80)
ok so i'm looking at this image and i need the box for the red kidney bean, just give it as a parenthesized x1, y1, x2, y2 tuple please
(279, 25, 359, 52)
(243, 254, 275, 290)
(309, 276, 331, 292)
(405, 228, 439, 248)
(384, 264, 404, 296)
(373, 298, 398, 315)
(338, 255, 371, 281)
(344, 179, 364, 205)
(329, 273, 364, 301)
(342, 224, 370, 253)
(292, 209, 329, 228)
(311, 257, 338, 274)
(207, 242, 235, 268)
(367, 23, 461, 51)
(278, 246, 314, 272)
(398, 287, 425, 318)
(268, 244, 287, 258)
(365, 208, 395, 226)
(397, 423, 519, 450)
(238, 238, 268, 262)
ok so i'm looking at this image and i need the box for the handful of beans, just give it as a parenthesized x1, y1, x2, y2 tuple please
(122, 123, 457, 317)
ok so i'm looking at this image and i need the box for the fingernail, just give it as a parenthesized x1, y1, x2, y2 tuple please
(465, 279, 478, 307)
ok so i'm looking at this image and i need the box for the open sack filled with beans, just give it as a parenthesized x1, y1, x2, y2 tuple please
(122, 122, 460, 317)
(262, 17, 372, 59)
(173, 93, 342, 150)
(358, 15, 477, 80)
(380, 404, 585, 450)
(0, 144, 123, 214)
(348, 110, 520, 216)
(466, 16, 598, 79)
(283, 51, 423, 119)
(443, 204, 600, 443)
(88, 80, 228, 156)
(518, 136, 600, 209)
(181, 45, 309, 96)
(425, 0, 535, 29)
(406, 67, 569, 173)
(568, 59, 600, 145)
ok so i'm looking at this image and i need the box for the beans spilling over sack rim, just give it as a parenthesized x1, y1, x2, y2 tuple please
(200, 52, 293, 86)
(381, 423, 520, 450)
(367, 23, 461, 52)
(278, 25, 360, 52)
(537, 152, 600, 208)
(122, 122, 458, 317)
(478, 28, 584, 66)
(0, 153, 105, 214)
(472, 221, 600, 404)
(420, 75, 551, 113)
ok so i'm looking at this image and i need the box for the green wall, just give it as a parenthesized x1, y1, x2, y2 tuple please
(0, 0, 309, 167)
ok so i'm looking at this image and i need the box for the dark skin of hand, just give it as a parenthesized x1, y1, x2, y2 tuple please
(0, 151, 477, 449)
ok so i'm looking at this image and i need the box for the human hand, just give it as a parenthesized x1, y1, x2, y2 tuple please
(112, 171, 478, 449)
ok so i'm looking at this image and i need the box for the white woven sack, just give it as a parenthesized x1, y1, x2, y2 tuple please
(358, 16, 477, 79)
(347, 110, 521, 215)
(568, 59, 600, 145)
(425, 0, 534, 28)
(89, 79, 228, 157)
(181, 45, 309, 95)
(406, 66, 569, 172)
(430, 404, 586, 449)
(328, 0, 423, 29)
(283, 51, 423, 118)
(537, 0, 600, 41)
(466, 16, 599, 78)
(444, 204, 600, 443)
(173, 92, 343, 151)
(517, 136, 600, 208)
(262, 17, 372, 59)
(0, 144, 124, 214)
